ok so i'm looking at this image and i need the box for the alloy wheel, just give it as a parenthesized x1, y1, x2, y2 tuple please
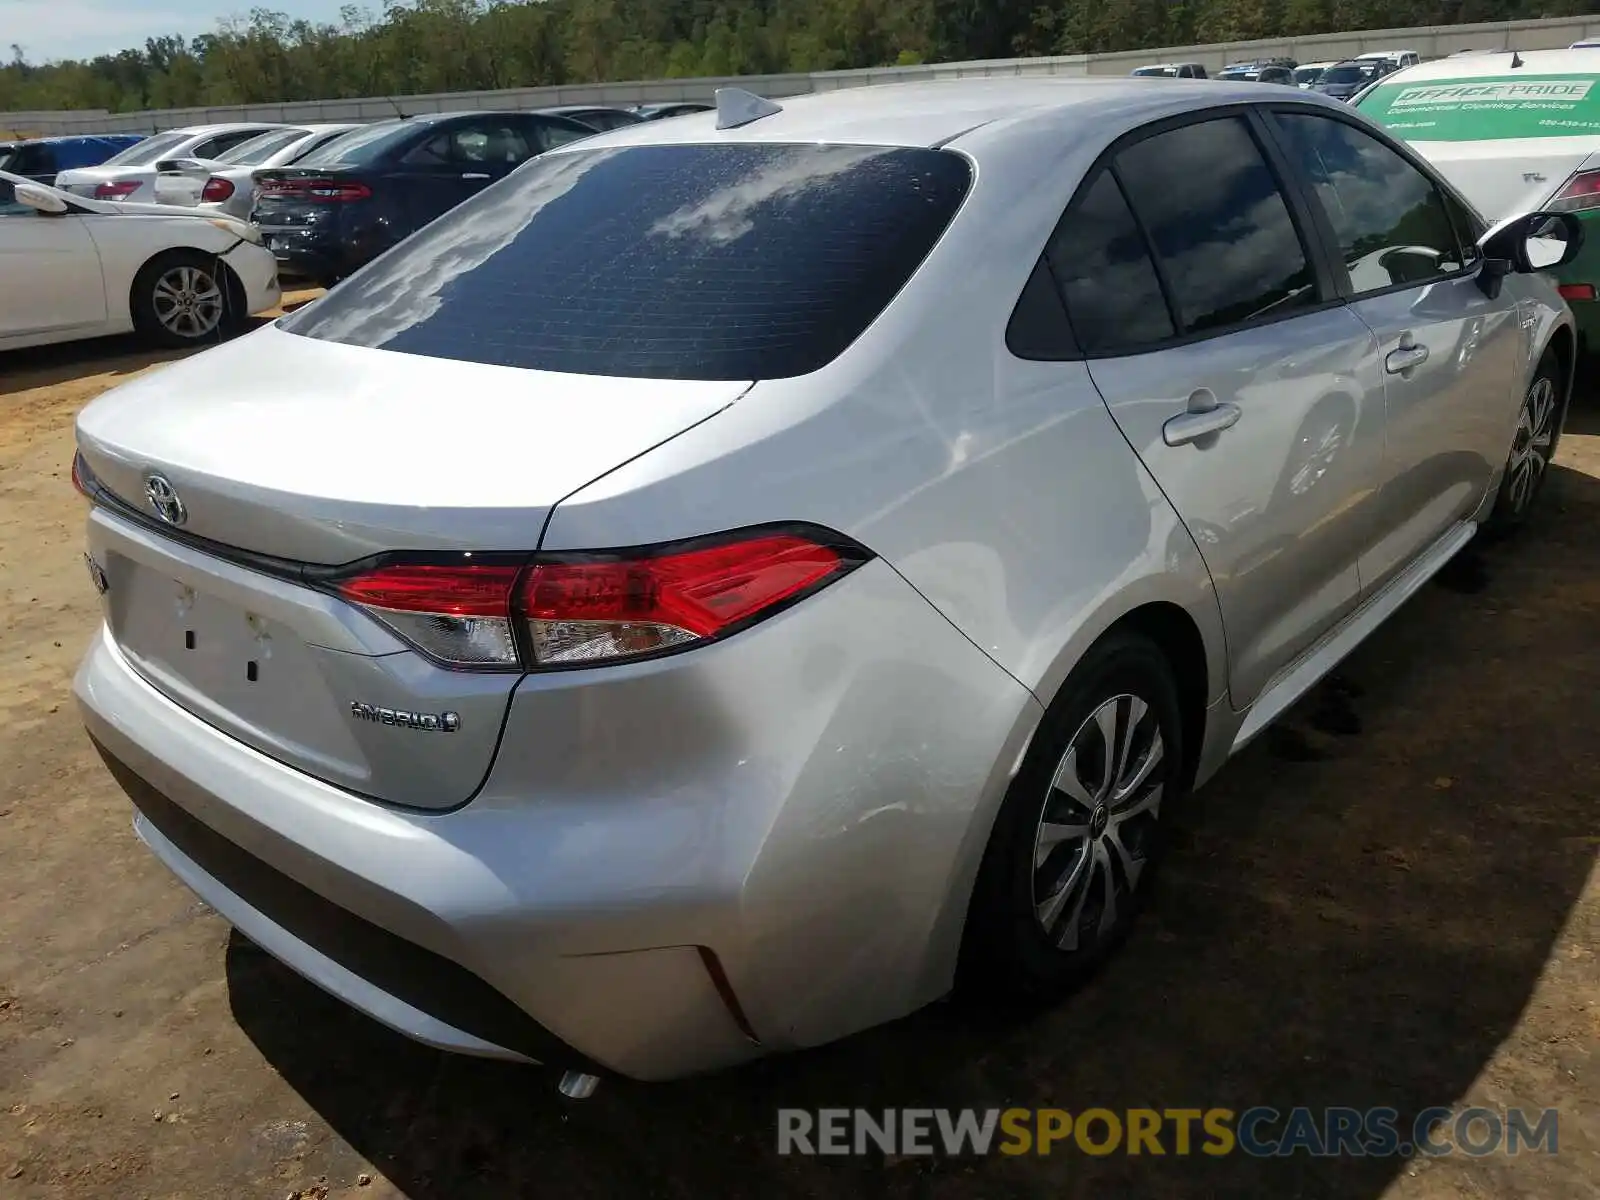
(1506, 374, 1557, 515)
(1032, 693, 1164, 952)
(152, 265, 224, 341)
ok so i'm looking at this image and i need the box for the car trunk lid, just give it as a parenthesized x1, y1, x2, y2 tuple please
(1411, 136, 1600, 219)
(75, 325, 747, 808)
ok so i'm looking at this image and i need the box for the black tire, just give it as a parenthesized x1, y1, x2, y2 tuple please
(957, 631, 1184, 1005)
(1484, 349, 1566, 539)
(131, 249, 240, 348)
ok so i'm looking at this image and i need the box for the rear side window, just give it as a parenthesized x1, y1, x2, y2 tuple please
(1047, 169, 1175, 354)
(1116, 116, 1318, 333)
(1272, 112, 1465, 294)
(6, 143, 55, 176)
(283, 143, 973, 380)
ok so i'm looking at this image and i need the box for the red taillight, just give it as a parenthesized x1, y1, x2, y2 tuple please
(93, 180, 140, 200)
(70, 452, 92, 498)
(521, 535, 845, 665)
(201, 176, 236, 203)
(1559, 282, 1597, 302)
(1551, 168, 1600, 213)
(331, 529, 865, 671)
(262, 177, 371, 203)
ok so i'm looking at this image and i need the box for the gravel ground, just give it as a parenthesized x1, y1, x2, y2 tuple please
(1, 319, 1597, 1198)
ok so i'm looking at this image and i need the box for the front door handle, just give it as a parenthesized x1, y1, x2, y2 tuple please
(1163, 400, 1242, 446)
(1385, 331, 1430, 375)
(461, 172, 491, 181)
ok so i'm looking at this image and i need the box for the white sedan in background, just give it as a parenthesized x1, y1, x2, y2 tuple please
(0, 170, 281, 352)
(152, 123, 364, 219)
(54, 123, 287, 203)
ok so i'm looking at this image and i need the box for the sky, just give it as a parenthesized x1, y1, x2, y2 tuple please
(3, 0, 350, 63)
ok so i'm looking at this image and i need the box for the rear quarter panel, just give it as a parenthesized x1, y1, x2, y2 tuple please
(539, 120, 1230, 715)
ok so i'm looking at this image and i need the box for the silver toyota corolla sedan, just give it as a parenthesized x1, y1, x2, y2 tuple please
(73, 78, 1579, 1090)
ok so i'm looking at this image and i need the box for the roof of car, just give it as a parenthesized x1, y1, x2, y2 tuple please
(1376, 48, 1598, 83)
(14, 133, 144, 146)
(554, 78, 1341, 154)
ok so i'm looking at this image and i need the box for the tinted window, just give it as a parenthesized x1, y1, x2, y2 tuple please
(1274, 113, 1464, 295)
(6, 143, 54, 176)
(1321, 64, 1374, 84)
(1047, 169, 1174, 353)
(191, 129, 272, 160)
(1116, 117, 1317, 334)
(403, 122, 533, 167)
(283, 143, 973, 380)
(296, 121, 412, 167)
(531, 118, 594, 151)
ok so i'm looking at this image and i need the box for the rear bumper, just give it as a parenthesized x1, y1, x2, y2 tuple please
(76, 558, 1039, 1080)
(257, 228, 364, 285)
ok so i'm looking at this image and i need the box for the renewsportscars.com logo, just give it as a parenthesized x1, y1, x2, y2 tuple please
(1391, 79, 1596, 107)
(776, 1106, 1560, 1158)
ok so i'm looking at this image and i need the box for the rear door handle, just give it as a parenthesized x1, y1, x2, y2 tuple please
(1163, 400, 1241, 447)
(461, 172, 491, 181)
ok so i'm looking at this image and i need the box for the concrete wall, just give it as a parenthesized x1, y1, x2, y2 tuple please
(6, 13, 1600, 136)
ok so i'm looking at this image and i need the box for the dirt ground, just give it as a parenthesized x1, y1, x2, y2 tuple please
(1, 316, 1598, 1200)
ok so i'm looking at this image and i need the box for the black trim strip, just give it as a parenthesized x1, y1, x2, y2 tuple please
(77, 453, 874, 674)
(94, 738, 606, 1075)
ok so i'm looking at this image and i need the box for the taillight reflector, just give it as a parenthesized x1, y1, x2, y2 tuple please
(1559, 282, 1597, 302)
(262, 177, 371, 203)
(330, 529, 867, 671)
(1550, 168, 1600, 213)
(93, 180, 140, 200)
(70, 452, 92, 498)
(201, 177, 236, 203)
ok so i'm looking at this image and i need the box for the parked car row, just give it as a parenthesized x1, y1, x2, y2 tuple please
(0, 101, 715, 353)
(1130, 49, 1420, 92)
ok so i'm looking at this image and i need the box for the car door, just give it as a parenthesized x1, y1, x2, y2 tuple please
(1056, 111, 1388, 706)
(1265, 108, 1522, 593)
(0, 180, 107, 342)
(393, 118, 530, 232)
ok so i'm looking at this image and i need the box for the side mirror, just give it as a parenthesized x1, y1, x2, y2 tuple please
(14, 182, 68, 215)
(1482, 209, 1584, 271)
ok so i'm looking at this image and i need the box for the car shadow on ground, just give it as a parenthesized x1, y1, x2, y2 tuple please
(225, 461, 1600, 1198)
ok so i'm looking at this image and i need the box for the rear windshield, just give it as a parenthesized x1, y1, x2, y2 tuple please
(1358, 72, 1600, 140)
(1322, 65, 1375, 84)
(102, 130, 187, 166)
(218, 128, 307, 165)
(282, 143, 973, 380)
(294, 121, 412, 167)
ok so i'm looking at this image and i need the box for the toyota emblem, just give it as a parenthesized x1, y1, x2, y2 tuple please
(144, 474, 187, 527)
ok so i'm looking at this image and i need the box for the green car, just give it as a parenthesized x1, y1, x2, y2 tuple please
(1356, 48, 1600, 352)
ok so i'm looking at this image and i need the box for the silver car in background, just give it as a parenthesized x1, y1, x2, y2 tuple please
(54, 123, 289, 202)
(152, 123, 364, 219)
(73, 79, 1579, 1088)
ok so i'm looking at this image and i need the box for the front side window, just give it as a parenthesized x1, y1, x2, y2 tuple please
(1047, 169, 1175, 354)
(282, 143, 973, 380)
(1273, 112, 1465, 295)
(1115, 116, 1318, 333)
